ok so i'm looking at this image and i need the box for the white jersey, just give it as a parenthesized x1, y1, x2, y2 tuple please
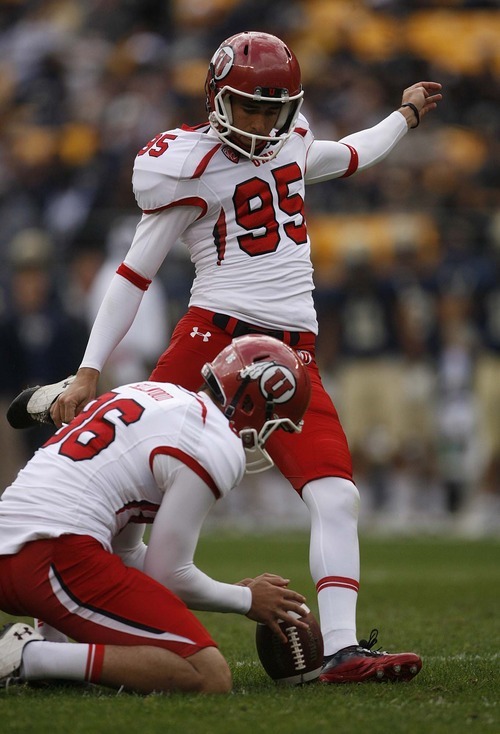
(133, 117, 317, 332)
(0, 382, 245, 556)
(80, 111, 408, 371)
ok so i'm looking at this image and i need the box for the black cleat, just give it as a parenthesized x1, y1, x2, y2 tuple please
(7, 376, 75, 428)
(319, 629, 422, 683)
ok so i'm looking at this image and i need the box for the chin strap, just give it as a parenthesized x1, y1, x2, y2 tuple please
(224, 374, 251, 420)
(264, 394, 274, 421)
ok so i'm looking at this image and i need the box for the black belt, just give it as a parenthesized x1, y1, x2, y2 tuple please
(212, 312, 300, 347)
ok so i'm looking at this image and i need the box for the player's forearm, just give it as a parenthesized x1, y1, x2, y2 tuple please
(161, 563, 252, 614)
(80, 273, 145, 371)
(145, 462, 251, 612)
(306, 111, 408, 184)
(338, 111, 408, 171)
(145, 518, 252, 613)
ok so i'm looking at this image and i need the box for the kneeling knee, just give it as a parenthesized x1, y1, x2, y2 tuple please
(201, 660, 232, 694)
(189, 647, 232, 694)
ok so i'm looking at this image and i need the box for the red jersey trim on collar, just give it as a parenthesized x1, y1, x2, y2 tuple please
(181, 122, 210, 131)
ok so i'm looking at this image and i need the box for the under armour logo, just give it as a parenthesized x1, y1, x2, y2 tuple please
(14, 626, 34, 640)
(190, 327, 212, 342)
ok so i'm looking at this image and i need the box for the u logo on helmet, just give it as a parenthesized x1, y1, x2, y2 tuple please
(212, 45, 234, 81)
(259, 365, 297, 403)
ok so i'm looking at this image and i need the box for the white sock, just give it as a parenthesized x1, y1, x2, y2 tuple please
(21, 641, 105, 682)
(303, 477, 360, 656)
(34, 619, 68, 643)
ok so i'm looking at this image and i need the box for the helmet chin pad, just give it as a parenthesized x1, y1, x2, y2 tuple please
(240, 417, 303, 473)
(243, 442, 274, 473)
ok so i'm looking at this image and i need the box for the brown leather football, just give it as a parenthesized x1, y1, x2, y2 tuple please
(255, 604, 324, 685)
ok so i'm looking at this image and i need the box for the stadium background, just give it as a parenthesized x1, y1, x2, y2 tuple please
(0, 0, 498, 536)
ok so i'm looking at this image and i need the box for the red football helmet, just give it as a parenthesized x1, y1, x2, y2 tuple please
(201, 334, 311, 472)
(205, 31, 304, 162)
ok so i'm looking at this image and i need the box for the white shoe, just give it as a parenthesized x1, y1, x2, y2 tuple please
(6, 376, 75, 429)
(0, 623, 44, 685)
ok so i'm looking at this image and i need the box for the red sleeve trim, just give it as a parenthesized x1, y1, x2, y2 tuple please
(142, 196, 208, 219)
(294, 127, 308, 138)
(150, 446, 221, 500)
(340, 143, 359, 177)
(116, 263, 152, 291)
(191, 144, 222, 179)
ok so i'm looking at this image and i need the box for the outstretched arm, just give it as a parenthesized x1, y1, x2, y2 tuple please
(305, 80, 442, 185)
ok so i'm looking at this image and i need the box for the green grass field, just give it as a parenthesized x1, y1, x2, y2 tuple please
(1, 532, 498, 734)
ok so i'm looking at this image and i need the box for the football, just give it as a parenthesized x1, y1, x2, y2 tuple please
(255, 604, 324, 685)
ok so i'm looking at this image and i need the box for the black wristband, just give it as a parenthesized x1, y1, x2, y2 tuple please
(400, 103, 420, 128)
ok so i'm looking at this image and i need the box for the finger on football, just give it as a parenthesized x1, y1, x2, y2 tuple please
(253, 573, 290, 587)
(235, 578, 254, 587)
(280, 608, 310, 630)
(269, 621, 289, 644)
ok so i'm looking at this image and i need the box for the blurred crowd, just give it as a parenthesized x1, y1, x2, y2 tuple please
(0, 0, 499, 535)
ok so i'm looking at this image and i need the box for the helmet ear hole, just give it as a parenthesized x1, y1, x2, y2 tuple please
(241, 394, 254, 414)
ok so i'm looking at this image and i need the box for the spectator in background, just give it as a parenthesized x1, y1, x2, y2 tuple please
(315, 245, 401, 514)
(464, 216, 500, 535)
(434, 289, 482, 518)
(0, 229, 89, 470)
(384, 239, 441, 530)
